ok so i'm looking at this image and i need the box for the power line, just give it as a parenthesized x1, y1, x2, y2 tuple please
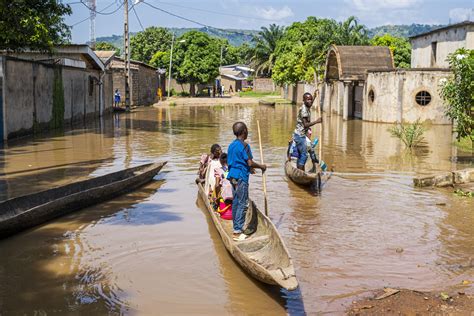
(79, 0, 123, 16)
(141, 1, 257, 38)
(132, 5, 145, 31)
(142, 1, 208, 28)
(151, 1, 280, 23)
(69, 1, 123, 27)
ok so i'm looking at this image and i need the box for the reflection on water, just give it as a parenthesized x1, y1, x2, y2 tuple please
(0, 105, 472, 314)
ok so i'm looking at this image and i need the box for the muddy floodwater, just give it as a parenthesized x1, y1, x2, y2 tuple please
(0, 105, 473, 315)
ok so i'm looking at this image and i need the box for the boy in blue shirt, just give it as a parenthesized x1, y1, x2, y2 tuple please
(227, 122, 266, 241)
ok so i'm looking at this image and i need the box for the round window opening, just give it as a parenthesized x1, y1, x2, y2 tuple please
(368, 89, 375, 103)
(415, 90, 431, 106)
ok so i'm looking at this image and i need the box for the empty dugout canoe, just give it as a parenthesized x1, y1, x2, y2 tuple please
(0, 162, 167, 239)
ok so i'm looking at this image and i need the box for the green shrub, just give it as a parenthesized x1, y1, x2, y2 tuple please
(169, 102, 177, 107)
(439, 48, 474, 146)
(389, 119, 426, 148)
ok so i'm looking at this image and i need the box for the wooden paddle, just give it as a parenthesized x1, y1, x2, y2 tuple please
(256, 120, 268, 216)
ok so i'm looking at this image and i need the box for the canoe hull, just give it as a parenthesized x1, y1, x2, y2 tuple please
(259, 100, 276, 106)
(285, 160, 318, 186)
(0, 162, 166, 239)
(197, 182, 298, 291)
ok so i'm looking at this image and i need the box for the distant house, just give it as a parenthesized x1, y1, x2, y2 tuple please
(0, 45, 113, 141)
(96, 51, 161, 106)
(410, 21, 473, 68)
(219, 64, 253, 92)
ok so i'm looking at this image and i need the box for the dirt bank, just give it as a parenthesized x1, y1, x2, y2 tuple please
(152, 96, 261, 107)
(348, 288, 474, 315)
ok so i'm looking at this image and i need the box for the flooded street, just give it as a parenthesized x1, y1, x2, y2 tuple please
(0, 104, 473, 315)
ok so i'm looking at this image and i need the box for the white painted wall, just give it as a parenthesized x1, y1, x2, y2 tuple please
(411, 24, 473, 68)
(364, 70, 452, 124)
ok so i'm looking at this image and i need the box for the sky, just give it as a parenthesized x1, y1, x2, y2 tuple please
(64, 0, 474, 43)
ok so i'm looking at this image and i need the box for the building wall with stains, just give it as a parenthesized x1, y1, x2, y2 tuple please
(364, 69, 451, 124)
(411, 24, 473, 68)
(0, 56, 109, 140)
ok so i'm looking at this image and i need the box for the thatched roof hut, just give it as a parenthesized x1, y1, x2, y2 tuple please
(324, 45, 394, 81)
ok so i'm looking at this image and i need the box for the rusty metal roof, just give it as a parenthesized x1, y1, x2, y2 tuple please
(324, 45, 394, 81)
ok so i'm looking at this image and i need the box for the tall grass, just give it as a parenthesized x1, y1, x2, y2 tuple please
(389, 120, 426, 148)
(239, 91, 280, 98)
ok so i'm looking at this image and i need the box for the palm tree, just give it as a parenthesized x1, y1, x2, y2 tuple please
(336, 16, 369, 45)
(251, 24, 285, 77)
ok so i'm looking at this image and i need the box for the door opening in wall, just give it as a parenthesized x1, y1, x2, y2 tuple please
(431, 42, 437, 67)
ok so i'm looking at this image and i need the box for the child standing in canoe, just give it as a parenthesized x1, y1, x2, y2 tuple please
(227, 122, 266, 241)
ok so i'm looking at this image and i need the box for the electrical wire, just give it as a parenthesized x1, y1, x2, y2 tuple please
(78, 0, 123, 16)
(150, 1, 281, 23)
(69, 1, 123, 27)
(142, 1, 209, 28)
(132, 5, 145, 31)
(141, 1, 256, 38)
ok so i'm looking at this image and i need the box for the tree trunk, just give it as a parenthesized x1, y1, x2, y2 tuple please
(190, 83, 196, 97)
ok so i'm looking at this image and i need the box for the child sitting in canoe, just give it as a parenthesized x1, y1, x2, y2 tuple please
(204, 144, 222, 196)
(287, 128, 319, 172)
(197, 144, 222, 184)
(213, 153, 232, 220)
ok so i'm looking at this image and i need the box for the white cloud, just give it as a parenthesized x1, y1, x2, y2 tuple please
(348, 0, 423, 11)
(254, 6, 294, 20)
(449, 8, 472, 23)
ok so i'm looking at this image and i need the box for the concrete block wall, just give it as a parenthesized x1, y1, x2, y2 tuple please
(364, 69, 451, 124)
(1, 57, 104, 140)
(254, 78, 275, 92)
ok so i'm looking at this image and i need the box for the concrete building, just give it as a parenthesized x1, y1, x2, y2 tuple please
(219, 64, 253, 93)
(410, 21, 474, 68)
(323, 45, 394, 119)
(364, 68, 451, 124)
(254, 78, 277, 92)
(0, 45, 112, 141)
(321, 22, 473, 125)
(96, 51, 160, 106)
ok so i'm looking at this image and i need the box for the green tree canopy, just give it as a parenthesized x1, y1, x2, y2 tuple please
(173, 31, 220, 95)
(130, 27, 172, 63)
(95, 41, 121, 55)
(220, 41, 252, 66)
(370, 34, 411, 68)
(149, 51, 170, 71)
(440, 48, 474, 145)
(272, 16, 369, 85)
(0, 0, 71, 51)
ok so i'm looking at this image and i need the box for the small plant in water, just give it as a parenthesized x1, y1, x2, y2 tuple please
(169, 102, 177, 107)
(389, 119, 426, 148)
(454, 188, 474, 198)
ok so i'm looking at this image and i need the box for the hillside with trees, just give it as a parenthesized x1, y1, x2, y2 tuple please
(96, 23, 445, 53)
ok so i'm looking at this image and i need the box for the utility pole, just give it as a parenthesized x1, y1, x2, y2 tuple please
(124, 0, 131, 111)
(88, 0, 96, 49)
(167, 33, 175, 99)
(220, 45, 224, 67)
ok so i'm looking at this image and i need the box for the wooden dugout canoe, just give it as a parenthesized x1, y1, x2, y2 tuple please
(285, 160, 319, 186)
(258, 100, 276, 107)
(0, 162, 166, 239)
(196, 182, 298, 291)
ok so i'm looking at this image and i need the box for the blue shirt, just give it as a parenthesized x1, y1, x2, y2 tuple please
(227, 139, 253, 183)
